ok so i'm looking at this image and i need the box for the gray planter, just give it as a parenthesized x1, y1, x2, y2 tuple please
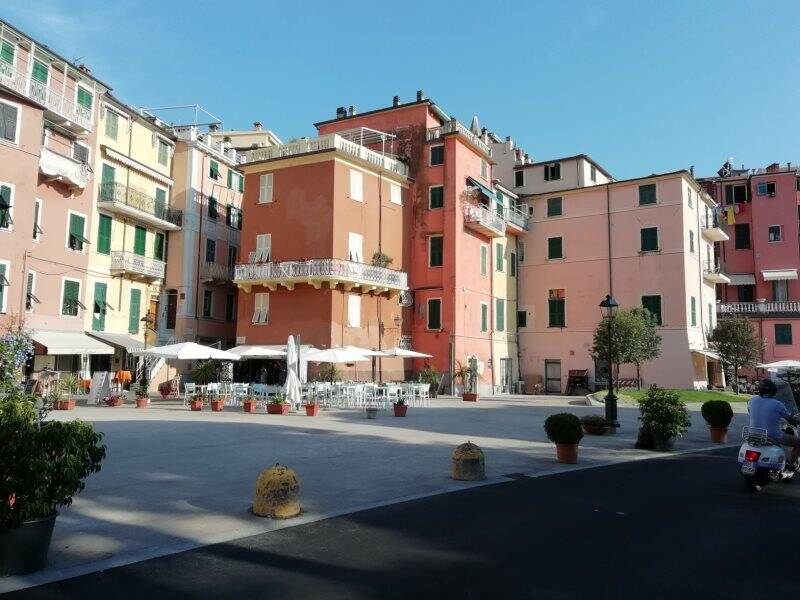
(0, 512, 57, 575)
(366, 407, 378, 419)
(652, 432, 676, 452)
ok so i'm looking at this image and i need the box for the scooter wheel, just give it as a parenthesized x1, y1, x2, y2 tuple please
(743, 474, 764, 493)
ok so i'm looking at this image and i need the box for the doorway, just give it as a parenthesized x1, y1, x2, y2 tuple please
(545, 359, 561, 393)
(500, 358, 513, 393)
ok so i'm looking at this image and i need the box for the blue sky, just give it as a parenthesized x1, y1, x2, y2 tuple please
(4, 0, 799, 178)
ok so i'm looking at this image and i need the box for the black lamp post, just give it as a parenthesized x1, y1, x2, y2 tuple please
(599, 294, 619, 430)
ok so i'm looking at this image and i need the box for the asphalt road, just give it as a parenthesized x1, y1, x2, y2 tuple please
(9, 447, 799, 599)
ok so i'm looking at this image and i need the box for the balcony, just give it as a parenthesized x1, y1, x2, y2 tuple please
(110, 251, 165, 282)
(0, 62, 93, 132)
(703, 261, 731, 284)
(701, 214, 729, 242)
(245, 134, 409, 178)
(718, 301, 800, 316)
(234, 258, 408, 295)
(200, 261, 235, 285)
(504, 205, 530, 231)
(426, 119, 492, 158)
(98, 182, 182, 231)
(39, 147, 89, 189)
(463, 203, 506, 238)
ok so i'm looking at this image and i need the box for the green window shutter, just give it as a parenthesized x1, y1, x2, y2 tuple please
(105, 109, 119, 139)
(775, 324, 792, 345)
(68, 213, 86, 251)
(77, 87, 93, 110)
(496, 298, 505, 331)
(430, 186, 444, 209)
(154, 188, 167, 219)
(97, 214, 112, 254)
(31, 60, 48, 83)
(0, 42, 14, 65)
(128, 289, 141, 334)
(548, 299, 565, 327)
(642, 295, 663, 325)
(238, 173, 244, 193)
(0, 185, 11, 229)
(208, 197, 218, 219)
(133, 226, 146, 256)
(640, 227, 659, 251)
(209, 160, 219, 179)
(100, 164, 115, 200)
(429, 236, 443, 267)
(480, 245, 487, 275)
(496, 243, 504, 271)
(62, 280, 79, 316)
(32, 200, 39, 239)
(154, 233, 165, 260)
(92, 282, 107, 331)
(157, 141, 168, 166)
(690, 296, 696, 326)
(481, 303, 488, 332)
(0, 102, 18, 142)
(548, 237, 563, 259)
(0, 263, 6, 313)
(227, 169, 233, 189)
(547, 197, 562, 217)
(638, 184, 657, 205)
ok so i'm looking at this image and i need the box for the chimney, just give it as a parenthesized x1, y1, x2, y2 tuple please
(77, 64, 91, 75)
(209, 123, 220, 132)
(416, 89, 426, 102)
(766, 162, 780, 173)
(392, 95, 400, 107)
(690, 165, 694, 177)
(335, 106, 347, 119)
(348, 105, 357, 116)
(253, 121, 262, 131)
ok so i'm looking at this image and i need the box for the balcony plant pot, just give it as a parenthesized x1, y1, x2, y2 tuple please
(189, 399, 203, 411)
(268, 403, 290, 415)
(555, 443, 579, 464)
(393, 403, 408, 417)
(0, 512, 58, 576)
(366, 407, 379, 419)
(652, 432, 676, 452)
(210, 399, 224, 412)
(55, 399, 75, 411)
(462, 392, 479, 402)
(243, 400, 258, 413)
(304, 404, 320, 417)
(709, 427, 729, 444)
(135, 397, 149, 409)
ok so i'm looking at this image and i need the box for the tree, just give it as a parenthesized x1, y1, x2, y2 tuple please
(709, 315, 763, 394)
(591, 308, 662, 390)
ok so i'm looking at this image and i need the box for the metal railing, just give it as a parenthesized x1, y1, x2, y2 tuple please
(98, 182, 182, 226)
(504, 205, 530, 230)
(39, 147, 89, 188)
(201, 261, 235, 281)
(463, 202, 506, 235)
(235, 258, 408, 289)
(703, 261, 728, 276)
(426, 119, 492, 157)
(110, 251, 165, 279)
(718, 301, 800, 314)
(246, 134, 409, 177)
(0, 62, 93, 131)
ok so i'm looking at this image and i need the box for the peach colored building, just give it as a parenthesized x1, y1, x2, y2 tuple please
(517, 170, 725, 392)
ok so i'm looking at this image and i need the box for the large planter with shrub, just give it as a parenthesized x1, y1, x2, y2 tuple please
(701, 399, 734, 443)
(267, 401, 290, 415)
(0, 512, 58, 576)
(135, 397, 149, 409)
(55, 399, 75, 411)
(189, 398, 204, 411)
(544, 413, 584, 464)
(580, 414, 610, 435)
(304, 403, 320, 417)
(637, 386, 691, 452)
(243, 398, 258, 413)
(393, 401, 408, 417)
(210, 399, 224, 412)
(462, 392, 479, 402)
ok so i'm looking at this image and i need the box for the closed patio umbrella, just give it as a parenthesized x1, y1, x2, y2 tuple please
(284, 335, 302, 408)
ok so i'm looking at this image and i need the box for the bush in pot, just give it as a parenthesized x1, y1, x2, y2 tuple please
(268, 394, 290, 415)
(544, 413, 583, 464)
(135, 382, 149, 409)
(418, 367, 439, 398)
(188, 393, 204, 411)
(393, 397, 408, 417)
(243, 395, 258, 413)
(701, 400, 734, 443)
(580, 414, 611, 435)
(304, 392, 319, 416)
(210, 396, 224, 412)
(637, 385, 690, 451)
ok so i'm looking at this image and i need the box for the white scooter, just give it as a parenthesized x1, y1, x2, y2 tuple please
(738, 424, 797, 492)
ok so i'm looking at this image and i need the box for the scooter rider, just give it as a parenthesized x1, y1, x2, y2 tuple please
(748, 379, 800, 470)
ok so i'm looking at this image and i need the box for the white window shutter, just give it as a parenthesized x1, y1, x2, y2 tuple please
(262, 293, 269, 323)
(350, 169, 363, 202)
(390, 183, 401, 205)
(256, 234, 271, 262)
(348, 232, 363, 263)
(347, 294, 361, 327)
(259, 174, 273, 203)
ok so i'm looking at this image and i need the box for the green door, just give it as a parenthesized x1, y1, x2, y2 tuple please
(92, 282, 107, 331)
(128, 289, 141, 334)
(133, 226, 146, 256)
(97, 214, 112, 255)
(154, 188, 167, 220)
(100, 164, 115, 200)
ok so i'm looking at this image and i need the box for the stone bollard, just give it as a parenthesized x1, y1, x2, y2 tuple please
(452, 441, 485, 481)
(253, 464, 301, 518)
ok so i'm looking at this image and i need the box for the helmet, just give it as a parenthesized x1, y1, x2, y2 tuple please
(758, 378, 778, 397)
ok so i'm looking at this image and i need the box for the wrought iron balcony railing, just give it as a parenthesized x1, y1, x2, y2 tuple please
(98, 182, 182, 228)
(39, 147, 89, 188)
(110, 251, 165, 280)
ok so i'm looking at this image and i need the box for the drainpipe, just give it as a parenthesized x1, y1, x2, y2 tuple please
(195, 147, 207, 342)
(514, 235, 522, 390)
(489, 239, 495, 394)
(605, 183, 613, 295)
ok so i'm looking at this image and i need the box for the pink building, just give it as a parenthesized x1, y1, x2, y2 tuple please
(700, 161, 800, 369)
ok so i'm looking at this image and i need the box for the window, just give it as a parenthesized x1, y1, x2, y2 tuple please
(92, 282, 108, 331)
(31, 59, 48, 84)
(480, 244, 488, 276)
(0, 262, 8, 313)
(734, 223, 750, 249)
(514, 170, 524, 188)
(100, 163, 116, 200)
(208, 196, 218, 219)
(708, 303, 713, 331)
(348, 232, 363, 263)
(518, 241, 525, 263)
(258, 173, 273, 203)
(724, 184, 747, 204)
(495, 298, 505, 332)
(690, 296, 697, 326)
(757, 182, 776, 197)
(154, 188, 167, 218)
(590, 164, 597, 182)
(0, 100, 19, 143)
(209, 160, 219, 180)
(768, 225, 782, 242)
(738, 285, 755, 303)
(157, 139, 169, 166)
(642, 295, 663, 325)
(430, 145, 444, 166)
(255, 234, 271, 262)
(495, 242, 504, 272)
(347, 294, 361, 327)
(25, 270, 37, 312)
(252, 292, 269, 324)
(67, 212, 87, 251)
(32, 198, 42, 240)
(133, 225, 146, 256)
(773, 280, 789, 302)
(426, 298, 442, 330)
(154, 232, 165, 261)
(547, 237, 563, 259)
(225, 294, 235, 322)
(227, 246, 238, 268)
(687, 187, 693, 208)
(548, 289, 565, 327)
(510, 251, 517, 277)
(97, 213, 112, 254)
(546, 196, 562, 217)
(689, 229, 695, 253)
(62, 278, 82, 317)
(226, 205, 243, 229)
(76, 86, 93, 111)
(480, 159, 488, 180)
(638, 184, 657, 205)
(428, 235, 443, 267)
(390, 183, 401, 205)
(0, 41, 14, 65)
(227, 170, 244, 193)
(517, 310, 527, 328)
(640, 227, 659, 252)
(203, 290, 213, 318)
(544, 163, 561, 181)
(775, 324, 793, 345)
(495, 192, 504, 217)
(0, 183, 12, 230)
(429, 186, 444, 209)
(105, 107, 119, 140)
(349, 169, 363, 202)
(72, 141, 89, 163)
(205, 239, 216, 263)
(480, 303, 488, 332)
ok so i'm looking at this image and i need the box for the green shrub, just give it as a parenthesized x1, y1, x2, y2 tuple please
(320, 364, 340, 384)
(544, 413, 584, 444)
(701, 400, 734, 428)
(637, 385, 691, 439)
(580, 414, 610, 428)
(270, 393, 286, 405)
(191, 360, 216, 385)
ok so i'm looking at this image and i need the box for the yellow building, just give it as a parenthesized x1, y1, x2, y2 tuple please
(83, 94, 179, 381)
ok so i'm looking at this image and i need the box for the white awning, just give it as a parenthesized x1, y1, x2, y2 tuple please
(762, 269, 798, 281)
(86, 331, 145, 352)
(728, 273, 756, 286)
(692, 349, 720, 360)
(31, 330, 114, 355)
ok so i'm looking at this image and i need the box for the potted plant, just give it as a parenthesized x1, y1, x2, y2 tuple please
(135, 383, 149, 409)
(320, 364, 340, 385)
(189, 393, 204, 411)
(243, 395, 258, 413)
(267, 394, 290, 415)
(55, 375, 79, 410)
(158, 381, 172, 400)
(393, 398, 408, 417)
(418, 367, 439, 398)
(544, 413, 584, 464)
(304, 393, 320, 416)
(455, 361, 478, 401)
(210, 396, 224, 412)
(580, 414, 611, 435)
(106, 394, 124, 407)
(701, 399, 734, 443)
(0, 387, 106, 575)
(371, 251, 393, 268)
(637, 385, 691, 451)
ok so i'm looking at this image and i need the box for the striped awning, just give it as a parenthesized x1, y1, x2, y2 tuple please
(728, 273, 756, 286)
(31, 330, 113, 355)
(762, 269, 798, 281)
(86, 331, 145, 352)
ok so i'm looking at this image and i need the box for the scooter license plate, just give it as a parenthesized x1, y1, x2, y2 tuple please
(741, 461, 756, 475)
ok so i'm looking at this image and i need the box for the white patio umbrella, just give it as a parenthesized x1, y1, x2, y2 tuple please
(134, 342, 240, 361)
(380, 347, 433, 358)
(228, 345, 287, 358)
(284, 336, 302, 407)
(757, 360, 800, 370)
(339, 346, 389, 357)
(305, 347, 371, 363)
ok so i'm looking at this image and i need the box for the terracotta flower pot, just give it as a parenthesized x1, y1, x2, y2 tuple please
(393, 404, 408, 417)
(135, 398, 148, 409)
(268, 403, 290, 415)
(709, 427, 729, 443)
(305, 404, 320, 416)
(462, 392, 479, 402)
(189, 400, 203, 411)
(55, 399, 75, 410)
(109, 397, 124, 407)
(243, 400, 258, 413)
(210, 400, 224, 412)
(555, 443, 579, 464)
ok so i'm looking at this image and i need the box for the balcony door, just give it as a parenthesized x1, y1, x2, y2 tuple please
(348, 232, 363, 263)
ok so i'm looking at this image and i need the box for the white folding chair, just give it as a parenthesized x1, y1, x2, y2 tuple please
(183, 382, 196, 406)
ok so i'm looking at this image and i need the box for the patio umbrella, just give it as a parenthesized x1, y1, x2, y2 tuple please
(304, 347, 371, 363)
(284, 336, 302, 407)
(339, 346, 389, 357)
(757, 360, 800, 370)
(133, 342, 240, 361)
(380, 347, 433, 358)
(228, 345, 287, 358)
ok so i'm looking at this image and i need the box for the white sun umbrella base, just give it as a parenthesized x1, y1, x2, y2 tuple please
(134, 342, 240, 361)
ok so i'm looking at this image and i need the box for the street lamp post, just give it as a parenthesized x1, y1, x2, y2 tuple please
(599, 295, 619, 431)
